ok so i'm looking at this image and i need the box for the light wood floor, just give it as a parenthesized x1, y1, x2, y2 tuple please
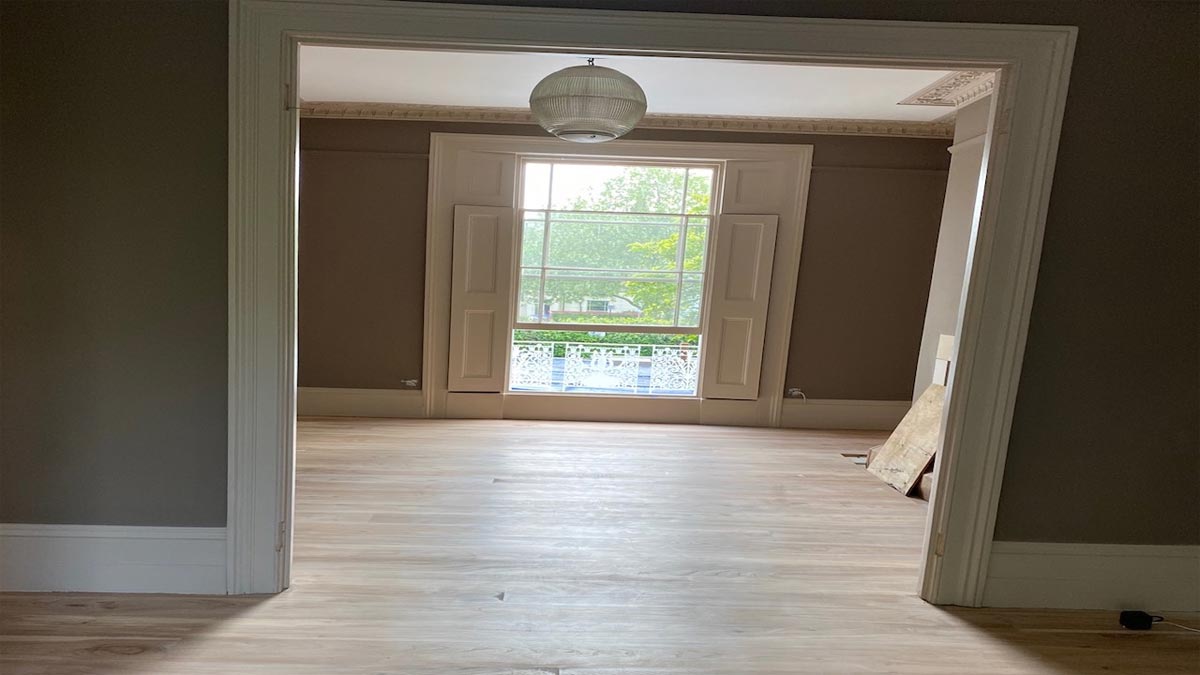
(2, 419, 1197, 674)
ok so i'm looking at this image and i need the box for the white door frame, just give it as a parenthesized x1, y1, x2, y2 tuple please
(228, 0, 1076, 601)
(423, 133, 813, 427)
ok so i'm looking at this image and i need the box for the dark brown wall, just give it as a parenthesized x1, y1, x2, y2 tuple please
(791, 167, 949, 399)
(0, 0, 228, 525)
(1, 0, 1195, 545)
(298, 150, 428, 388)
(299, 118, 949, 400)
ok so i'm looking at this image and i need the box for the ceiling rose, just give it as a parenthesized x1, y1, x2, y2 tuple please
(529, 59, 647, 143)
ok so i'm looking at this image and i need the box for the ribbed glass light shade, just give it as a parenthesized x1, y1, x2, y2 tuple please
(529, 64, 647, 143)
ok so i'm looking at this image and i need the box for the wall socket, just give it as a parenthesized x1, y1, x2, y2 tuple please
(400, 379, 420, 389)
(785, 388, 806, 399)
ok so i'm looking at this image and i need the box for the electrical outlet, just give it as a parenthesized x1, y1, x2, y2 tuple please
(401, 379, 420, 389)
(786, 388, 805, 399)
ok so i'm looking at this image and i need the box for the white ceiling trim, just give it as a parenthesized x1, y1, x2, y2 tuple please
(300, 101, 954, 139)
(899, 71, 996, 107)
(298, 45, 958, 122)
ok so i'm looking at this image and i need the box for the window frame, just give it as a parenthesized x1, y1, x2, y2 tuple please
(512, 155, 723, 336)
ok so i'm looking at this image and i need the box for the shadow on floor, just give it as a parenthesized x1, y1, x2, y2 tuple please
(4, 591, 1198, 673)
(0, 591, 274, 675)
(937, 606, 1200, 674)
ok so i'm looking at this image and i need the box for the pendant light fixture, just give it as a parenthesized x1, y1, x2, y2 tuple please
(529, 58, 647, 143)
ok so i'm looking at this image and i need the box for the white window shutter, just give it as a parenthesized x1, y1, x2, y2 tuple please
(448, 205, 515, 392)
(721, 160, 790, 215)
(700, 214, 779, 400)
(452, 150, 517, 207)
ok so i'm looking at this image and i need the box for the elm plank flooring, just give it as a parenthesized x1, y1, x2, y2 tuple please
(1, 419, 1197, 674)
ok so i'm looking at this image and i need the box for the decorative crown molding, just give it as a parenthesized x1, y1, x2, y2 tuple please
(299, 101, 954, 139)
(950, 76, 996, 108)
(899, 71, 996, 108)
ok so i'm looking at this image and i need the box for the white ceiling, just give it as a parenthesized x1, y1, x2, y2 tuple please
(298, 46, 955, 122)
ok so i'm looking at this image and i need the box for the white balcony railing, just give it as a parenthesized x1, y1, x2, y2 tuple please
(510, 340, 700, 395)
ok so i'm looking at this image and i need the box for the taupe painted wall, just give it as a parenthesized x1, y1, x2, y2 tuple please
(299, 118, 949, 400)
(0, 0, 228, 526)
(787, 165, 947, 399)
(298, 149, 429, 389)
(1, 1, 1195, 547)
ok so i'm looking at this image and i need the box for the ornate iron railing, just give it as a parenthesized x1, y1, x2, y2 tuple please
(510, 340, 700, 395)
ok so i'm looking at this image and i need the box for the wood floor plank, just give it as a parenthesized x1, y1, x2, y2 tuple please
(1, 418, 1196, 674)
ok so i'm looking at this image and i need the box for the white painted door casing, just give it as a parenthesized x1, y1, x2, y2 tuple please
(230, 0, 1074, 602)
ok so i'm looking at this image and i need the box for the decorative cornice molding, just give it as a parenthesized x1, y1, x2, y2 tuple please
(299, 101, 954, 139)
(899, 71, 996, 108)
(950, 76, 996, 108)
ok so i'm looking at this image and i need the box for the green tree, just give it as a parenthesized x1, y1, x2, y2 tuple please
(625, 225, 707, 324)
(581, 166, 711, 215)
(525, 165, 711, 326)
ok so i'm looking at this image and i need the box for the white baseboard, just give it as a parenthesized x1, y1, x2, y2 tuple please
(297, 387, 424, 418)
(0, 524, 227, 594)
(443, 394, 904, 429)
(779, 398, 910, 431)
(443, 392, 774, 426)
(984, 541, 1200, 611)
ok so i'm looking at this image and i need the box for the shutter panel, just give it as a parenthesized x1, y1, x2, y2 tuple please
(700, 214, 778, 400)
(452, 150, 516, 206)
(448, 205, 514, 392)
(721, 160, 790, 215)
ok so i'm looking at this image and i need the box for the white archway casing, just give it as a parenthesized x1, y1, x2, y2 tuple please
(228, 0, 1076, 604)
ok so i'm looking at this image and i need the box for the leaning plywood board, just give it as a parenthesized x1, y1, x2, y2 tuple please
(867, 383, 945, 495)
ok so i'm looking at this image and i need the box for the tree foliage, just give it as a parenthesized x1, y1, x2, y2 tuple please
(522, 165, 712, 327)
